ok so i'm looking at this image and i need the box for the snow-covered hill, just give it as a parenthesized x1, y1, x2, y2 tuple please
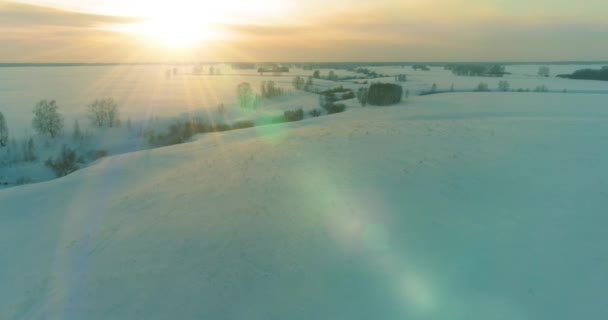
(1, 93, 607, 319)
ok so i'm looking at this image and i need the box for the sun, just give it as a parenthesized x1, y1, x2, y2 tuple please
(104, 0, 289, 49)
(129, 18, 218, 49)
(108, 6, 222, 49)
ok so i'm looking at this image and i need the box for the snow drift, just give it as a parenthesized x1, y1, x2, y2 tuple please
(1, 93, 607, 320)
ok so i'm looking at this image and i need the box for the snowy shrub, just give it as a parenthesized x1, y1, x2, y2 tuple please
(357, 88, 369, 106)
(88, 150, 108, 161)
(498, 80, 510, 92)
(342, 91, 355, 100)
(232, 120, 255, 130)
(88, 98, 120, 127)
(45, 145, 79, 177)
(395, 74, 408, 82)
(237, 83, 261, 109)
(284, 108, 304, 122)
(475, 82, 490, 92)
(309, 109, 322, 117)
(534, 85, 548, 92)
(538, 66, 550, 77)
(326, 103, 346, 114)
(32, 100, 64, 138)
(367, 83, 403, 106)
(0, 112, 8, 147)
(319, 93, 336, 109)
(16, 176, 32, 185)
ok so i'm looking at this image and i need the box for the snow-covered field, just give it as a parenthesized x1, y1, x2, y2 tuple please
(1, 64, 608, 319)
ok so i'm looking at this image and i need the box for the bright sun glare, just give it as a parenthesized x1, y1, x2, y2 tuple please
(109, 5, 223, 49)
(106, 0, 287, 49)
(128, 18, 217, 48)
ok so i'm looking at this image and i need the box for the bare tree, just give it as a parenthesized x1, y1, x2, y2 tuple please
(32, 100, 64, 138)
(88, 98, 120, 127)
(538, 66, 550, 77)
(498, 80, 510, 92)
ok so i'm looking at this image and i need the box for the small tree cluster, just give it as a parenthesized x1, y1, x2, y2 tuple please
(261, 81, 284, 99)
(367, 83, 403, 106)
(534, 85, 548, 92)
(32, 100, 64, 138)
(88, 98, 120, 127)
(325, 103, 346, 114)
(446, 64, 505, 77)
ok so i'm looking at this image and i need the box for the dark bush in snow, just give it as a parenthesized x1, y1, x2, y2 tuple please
(475, 82, 490, 92)
(325, 103, 346, 114)
(284, 108, 304, 122)
(45, 145, 79, 177)
(309, 109, 322, 117)
(231, 120, 255, 130)
(342, 91, 355, 100)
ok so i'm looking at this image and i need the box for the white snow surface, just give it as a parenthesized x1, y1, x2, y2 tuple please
(1, 92, 607, 319)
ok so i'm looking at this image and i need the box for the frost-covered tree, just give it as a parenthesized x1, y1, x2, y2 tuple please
(237, 82, 260, 109)
(88, 98, 120, 127)
(357, 87, 368, 106)
(312, 70, 320, 79)
(538, 66, 550, 77)
(32, 100, 64, 138)
(0, 112, 8, 147)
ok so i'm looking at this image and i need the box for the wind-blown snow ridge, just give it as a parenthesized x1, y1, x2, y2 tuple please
(1, 93, 607, 320)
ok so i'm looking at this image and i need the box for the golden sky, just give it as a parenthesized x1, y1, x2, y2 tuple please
(1, 0, 607, 62)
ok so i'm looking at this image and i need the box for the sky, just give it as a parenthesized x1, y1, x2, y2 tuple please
(0, 0, 607, 62)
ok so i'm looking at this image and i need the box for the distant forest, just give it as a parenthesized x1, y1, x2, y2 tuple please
(557, 66, 608, 81)
(2, 61, 608, 68)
